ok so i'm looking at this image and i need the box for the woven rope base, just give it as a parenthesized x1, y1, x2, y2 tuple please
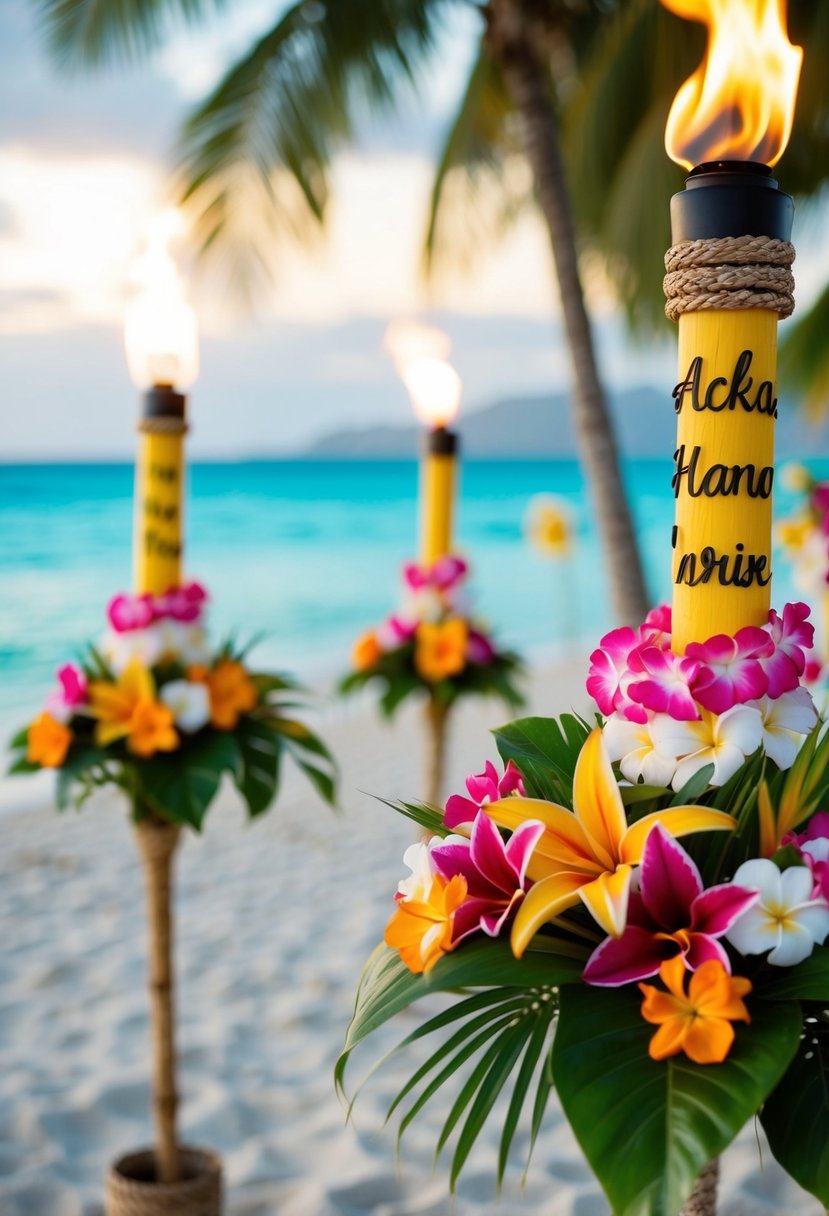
(105, 1146, 222, 1216)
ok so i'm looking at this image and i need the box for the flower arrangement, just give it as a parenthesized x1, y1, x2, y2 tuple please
(341, 555, 522, 715)
(338, 602, 829, 1215)
(11, 582, 336, 821)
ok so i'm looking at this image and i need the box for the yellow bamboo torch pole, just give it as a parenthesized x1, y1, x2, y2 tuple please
(134, 394, 187, 596)
(665, 165, 795, 655)
(420, 428, 457, 566)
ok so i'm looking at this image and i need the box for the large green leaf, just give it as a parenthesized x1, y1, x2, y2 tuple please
(56, 745, 110, 810)
(139, 731, 239, 829)
(233, 718, 282, 817)
(756, 948, 829, 1002)
(762, 1008, 829, 1206)
(554, 983, 801, 1216)
(493, 714, 589, 805)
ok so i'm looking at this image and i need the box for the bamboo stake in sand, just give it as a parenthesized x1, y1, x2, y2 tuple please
(424, 698, 450, 808)
(135, 816, 182, 1185)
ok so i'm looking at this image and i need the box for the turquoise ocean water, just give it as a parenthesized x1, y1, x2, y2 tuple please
(0, 458, 819, 733)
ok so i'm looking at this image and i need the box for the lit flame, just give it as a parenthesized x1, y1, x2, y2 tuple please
(124, 209, 199, 391)
(401, 357, 462, 428)
(662, 0, 802, 169)
(384, 320, 461, 428)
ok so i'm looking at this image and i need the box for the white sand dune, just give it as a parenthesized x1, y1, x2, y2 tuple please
(0, 658, 822, 1215)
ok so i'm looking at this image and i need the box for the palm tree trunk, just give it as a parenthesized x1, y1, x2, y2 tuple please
(679, 1159, 718, 1215)
(135, 815, 181, 1184)
(487, 0, 649, 627)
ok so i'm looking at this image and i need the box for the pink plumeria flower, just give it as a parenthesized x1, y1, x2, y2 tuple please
(466, 628, 495, 666)
(686, 625, 773, 714)
(784, 812, 829, 903)
(444, 760, 526, 832)
(45, 662, 88, 724)
(431, 810, 544, 942)
(641, 604, 672, 641)
(377, 615, 416, 649)
(431, 555, 468, 591)
(762, 602, 814, 699)
(586, 627, 648, 723)
(627, 646, 700, 722)
(107, 592, 155, 633)
(402, 561, 430, 592)
(163, 581, 209, 623)
(583, 824, 758, 986)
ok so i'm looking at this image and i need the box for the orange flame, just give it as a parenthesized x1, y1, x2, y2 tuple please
(662, 0, 802, 170)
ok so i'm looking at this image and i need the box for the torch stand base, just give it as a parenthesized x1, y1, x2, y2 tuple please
(105, 1146, 222, 1216)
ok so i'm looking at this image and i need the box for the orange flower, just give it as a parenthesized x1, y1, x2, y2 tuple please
(639, 955, 751, 1065)
(27, 712, 72, 768)
(126, 700, 179, 758)
(88, 658, 179, 757)
(414, 618, 468, 683)
(384, 873, 468, 974)
(352, 630, 382, 671)
(192, 659, 257, 730)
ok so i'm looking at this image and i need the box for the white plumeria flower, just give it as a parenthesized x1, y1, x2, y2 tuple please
(726, 859, 829, 966)
(650, 704, 763, 791)
(602, 713, 677, 787)
(160, 680, 210, 733)
(791, 531, 829, 600)
(756, 687, 818, 769)
(102, 626, 165, 675)
(396, 836, 464, 902)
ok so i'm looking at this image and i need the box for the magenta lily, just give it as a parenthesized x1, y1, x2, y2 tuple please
(444, 760, 526, 830)
(467, 628, 495, 665)
(45, 662, 88, 722)
(432, 811, 544, 942)
(785, 811, 829, 902)
(686, 625, 773, 714)
(582, 825, 758, 986)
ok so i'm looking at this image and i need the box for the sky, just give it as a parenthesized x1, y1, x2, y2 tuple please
(0, 0, 817, 460)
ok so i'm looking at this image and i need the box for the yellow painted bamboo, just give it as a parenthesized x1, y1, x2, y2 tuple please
(672, 309, 778, 654)
(420, 450, 456, 565)
(134, 431, 184, 595)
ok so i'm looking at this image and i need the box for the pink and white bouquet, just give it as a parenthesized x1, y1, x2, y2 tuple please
(341, 555, 522, 715)
(339, 601, 829, 1215)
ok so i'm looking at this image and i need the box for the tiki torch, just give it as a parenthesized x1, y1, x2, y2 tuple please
(125, 217, 199, 597)
(661, 0, 802, 655)
(402, 355, 462, 566)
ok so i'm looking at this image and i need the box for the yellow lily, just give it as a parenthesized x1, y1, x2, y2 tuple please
(485, 728, 736, 955)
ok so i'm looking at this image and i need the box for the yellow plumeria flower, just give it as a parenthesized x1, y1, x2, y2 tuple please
(484, 728, 736, 954)
(88, 657, 179, 756)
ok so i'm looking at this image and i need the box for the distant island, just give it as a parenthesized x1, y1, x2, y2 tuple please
(304, 386, 819, 459)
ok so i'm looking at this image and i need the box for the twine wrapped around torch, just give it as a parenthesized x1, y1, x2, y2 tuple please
(664, 234, 795, 320)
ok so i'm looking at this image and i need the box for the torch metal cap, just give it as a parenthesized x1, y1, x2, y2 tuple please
(141, 384, 187, 420)
(424, 426, 458, 457)
(671, 160, 794, 243)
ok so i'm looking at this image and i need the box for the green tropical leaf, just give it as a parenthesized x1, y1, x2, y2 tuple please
(56, 745, 110, 810)
(756, 947, 829, 1002)
(233, 718, 282, 817)
(762, 1008, 829, 1206)
(139, 731, 239, 829)
(554, 982, 801, 1216)
(493, 713, 589, 804)
(34, 0, 228, 66)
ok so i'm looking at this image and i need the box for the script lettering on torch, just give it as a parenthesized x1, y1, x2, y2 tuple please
(142, 459, 181, 560)
(672, 349, 774, 590)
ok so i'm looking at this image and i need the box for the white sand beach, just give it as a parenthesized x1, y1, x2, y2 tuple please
(0, 656, 823, 1216)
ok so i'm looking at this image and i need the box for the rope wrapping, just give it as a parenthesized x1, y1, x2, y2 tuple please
(678, 1158, 719, 1216)
(664, 234, 795, 321)
(138, 417, 189, 435)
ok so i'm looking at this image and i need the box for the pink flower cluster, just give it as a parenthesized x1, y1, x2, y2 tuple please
(108, 582, 208, 634)
(587, 602, 814, 724)
(374, 556, 496, 666)
(45, 663, 89, 723)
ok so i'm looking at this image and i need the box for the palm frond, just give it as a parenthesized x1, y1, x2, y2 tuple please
(423, 34, 527, 278)
(174, 0, 442, 297)
(33, 0, 226, 66)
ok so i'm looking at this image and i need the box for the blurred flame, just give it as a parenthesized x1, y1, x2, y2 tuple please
(385, 320, 461, 428)
(124, 209, 199, 390)
(401, 357, 461, 428)
(662, 0, 802, 169)
(384, 319, 451, 368)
